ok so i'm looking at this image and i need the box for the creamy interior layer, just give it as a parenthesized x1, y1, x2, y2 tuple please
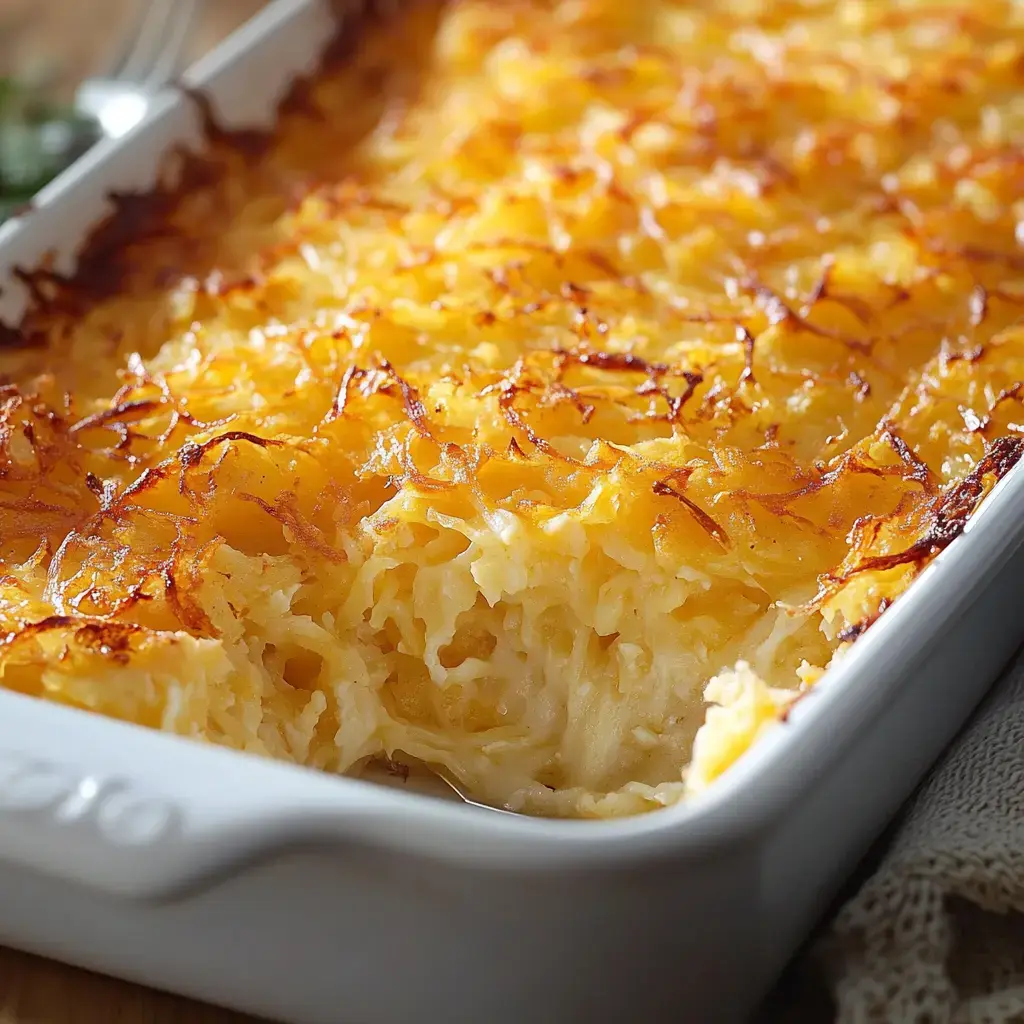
(0, 0, 1023, 816)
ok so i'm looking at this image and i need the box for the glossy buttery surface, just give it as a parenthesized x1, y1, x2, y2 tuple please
(0, 0, 1023, 817)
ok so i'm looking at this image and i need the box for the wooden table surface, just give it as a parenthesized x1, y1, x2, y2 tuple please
(0, 2, 267, 1021)
(0, 946, 259, 1024)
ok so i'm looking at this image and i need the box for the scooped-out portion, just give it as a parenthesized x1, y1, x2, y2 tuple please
(1, 0, 1023, 816)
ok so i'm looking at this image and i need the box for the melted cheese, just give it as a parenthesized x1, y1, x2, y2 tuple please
(1, 0, 1023, 816)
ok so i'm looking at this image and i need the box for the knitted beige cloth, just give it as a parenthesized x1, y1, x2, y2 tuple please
(813, 649, 1024, 1023)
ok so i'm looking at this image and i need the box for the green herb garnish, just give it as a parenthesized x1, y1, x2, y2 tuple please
(0, 77, 101, 219)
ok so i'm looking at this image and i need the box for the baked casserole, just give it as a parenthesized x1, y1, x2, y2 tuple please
(1, 0, 1023, 817)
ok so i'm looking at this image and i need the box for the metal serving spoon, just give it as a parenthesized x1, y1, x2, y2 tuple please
(362, 757, 522, 815)
(74, 0, 200, 139)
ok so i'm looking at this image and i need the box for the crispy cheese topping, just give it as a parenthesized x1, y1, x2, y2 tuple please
(1, 0, 1023, 816)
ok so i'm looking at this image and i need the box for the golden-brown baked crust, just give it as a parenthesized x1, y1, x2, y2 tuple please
(1, 0, 1023, 815)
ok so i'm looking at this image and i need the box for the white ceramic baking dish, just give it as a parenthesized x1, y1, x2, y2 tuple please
(0, 3, 1022, 1022)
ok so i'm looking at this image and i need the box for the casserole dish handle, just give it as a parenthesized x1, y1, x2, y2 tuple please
(0, 688, 423, 900)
